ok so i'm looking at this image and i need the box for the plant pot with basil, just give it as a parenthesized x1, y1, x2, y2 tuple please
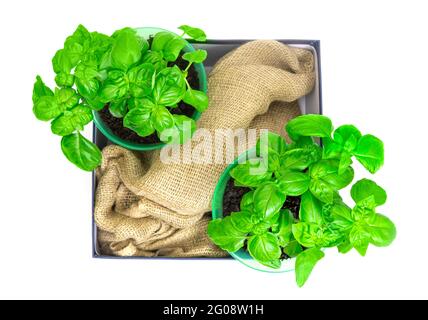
(33, 24, 208, 171)
(208, 115, 396, 287)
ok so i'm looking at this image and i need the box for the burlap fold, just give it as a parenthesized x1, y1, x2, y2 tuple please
(95, 40, 315, 257)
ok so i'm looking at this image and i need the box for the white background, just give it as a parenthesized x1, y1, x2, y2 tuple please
(0, 0, 427, 300)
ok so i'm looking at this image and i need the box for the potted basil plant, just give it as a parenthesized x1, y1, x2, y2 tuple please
(33, 24, 208, 171)
(208, 114, 396, 287)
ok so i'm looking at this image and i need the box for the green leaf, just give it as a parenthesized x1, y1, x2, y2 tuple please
(99, 70, 128, 103)
(61, 132, 101, 171)
(183, 89, 208, 112)
(253, 184, 286, 219)
(366, 213, 396, 247)
(151, 31, 175, 52)
(351, 179, 387, 207)
(353, 134, 384, 174)
(127, 63, 155, 98)
(240, 190, 255, 211)
(182, 49, 208, 64)
(52, 49, 74, 74)
(295, 248, 325, 287)
(309, 159, 354, 196)
(338, 151, 353, 175)
(55, 88, 80, 110)
(111, 28, 147, 71)
(74, 63, 100, 99)
(256, 131, 288, 158)
(178, 25, 207, 42)
(151, 105, 174, 132)
(334, 125, 362, 149)
(33, 76, 54, 104)
(277, 171, 310, 196)
(33, 96, 61, 121)
(207, 217, 247, 252)
(299, 191, 323, 224)
(278, 147, 320, 172)
(51, 105, 93, 136)
(283, 240, 303, 258)
(273, 210, 295, 246)
(55, 72, 75, 87)
(163, 36, 187, 62)
(158, 115, 196, 144)
(109, 99, 128, 118)
(123, 99, 155, 137)
(230, 159, 271, 187)
(309, 179, 336, 204)
(338, 240, 353, 254)
(292, 222, 319, 248)
(247, 233, 281, 265)
(330, 203, 353, 230)
(230, 211, 254, 233)
(141, 51, 167, 71)
(153, 66, 186, 106)
(286, 115, 333, 141)
(349, 226, 370, 256)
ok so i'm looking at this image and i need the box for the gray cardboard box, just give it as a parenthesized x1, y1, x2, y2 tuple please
(92, 39, 322, 259)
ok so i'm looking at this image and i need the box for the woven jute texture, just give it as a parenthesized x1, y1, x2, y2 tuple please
(94, 40, 315, 257)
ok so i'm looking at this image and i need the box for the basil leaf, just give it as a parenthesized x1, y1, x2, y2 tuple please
(33, 75, 54, 104)
(299, 191, 323, 224)
(353, 134, 384, 174)
(283, 240, 303, 258)
(153, 66, 186, 106)
(309, 179, 337, 204)
(183, 89, 208, 112)
(182, 49, 208, 64)
(338, 151, 353, 175)
(295, 248, 325, 287)
(322, 137, 343, 159)
(111, 28, 147, 71)
(142, 51, 167, 71)
(229, 159, 271, 187)
(247, 233, 281, 265)
(55, 88, 80, 110)
(151, 31, 175, 52)
(279, 145, 321, 172)
(207, 217, 246, 252)
(334, 125, 362, 150)
(240, 190, 255, 211)
(74, 63, 100, 99)
(338, 240, 353, 254)
(61, 132, 101, 171)
(51, 105, 93, 136)
(286, 114, 333, 141)
(99, 70, 128, 102)
(292, 222, 319, 248)
(178, 25, 207, 42)
(163, 36, 187, 62)
(151, 105, 174, 132)
(55, 72, 75, 87)
(256, 131, 288, 158)
(230, 211, 254, 233)
(330, 203, 353, 230)
(109, 99, 128, 118)
(277, 171, 310, 196)
(274, 209, 294, 246)
(253, 184, 286, 219)
(33, 96, 61, 121)
(127, 63, 155, 98)
(159, 115, 196, 144)
(351, 179, 387, 207)
(123, 99, 155, 137)
(52, 49, 74, 74)
(349, 226, 371, 256)
(366, 213, 396, 247)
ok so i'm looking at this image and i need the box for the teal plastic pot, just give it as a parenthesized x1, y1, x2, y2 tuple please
(212, 148, 296, 273)
(93, 27, 208, 151)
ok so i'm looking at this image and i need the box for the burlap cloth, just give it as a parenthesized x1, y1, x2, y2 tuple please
(95, 40, 315, 257)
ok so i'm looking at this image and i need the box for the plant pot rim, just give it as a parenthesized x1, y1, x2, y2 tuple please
(92, 26, 207, 151)
(212, 147, 296, 273)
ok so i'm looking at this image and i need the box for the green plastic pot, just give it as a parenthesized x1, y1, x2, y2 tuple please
(212, 148, 296, 273)
(92, 27, 208, 151)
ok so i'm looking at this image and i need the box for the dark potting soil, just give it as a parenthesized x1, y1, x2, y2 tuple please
(98, 54, 199, 145)
(220, 179, 302, 261)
